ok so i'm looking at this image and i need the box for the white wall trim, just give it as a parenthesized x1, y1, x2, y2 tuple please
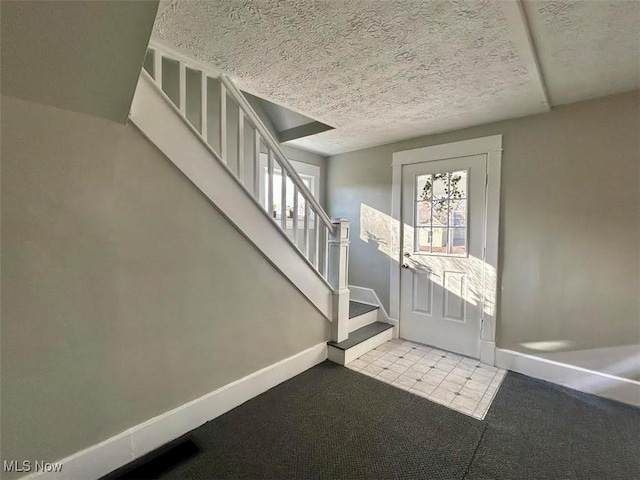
(21, 343, 328, 480)
(349, 285, 399, 338)
(392, 135, 503, 166)
(129, 72, 333, 320)
(390, 136, 502, 361)
(496, 348, 640, 407)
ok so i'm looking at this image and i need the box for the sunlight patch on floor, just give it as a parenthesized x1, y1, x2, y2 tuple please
(346, 339, 506, 419)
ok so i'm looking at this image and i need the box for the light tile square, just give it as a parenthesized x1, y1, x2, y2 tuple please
(378, 369, 401, 382)
(438, 380, 462, 394)
(387, 363, 409, 374)
(451, 395, 480, 411)
(459, 387, 484, 401)
(346, 359, 369, 371)
(395, 374, 418, 388)
(430, 387, 457, 403)
(362, 364, 385, 376)
(466, 379, 489, 392)
(373, 358, 393, 368)
(394, 357, 415, 367)
(412, 380, 437, 395)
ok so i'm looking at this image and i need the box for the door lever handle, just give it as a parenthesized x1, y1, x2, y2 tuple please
(402, 264, 410, 269)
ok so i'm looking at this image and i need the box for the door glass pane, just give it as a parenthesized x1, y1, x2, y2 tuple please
(450, 199, 467, 226)
(414, 169, 468, 256)
(416, 201, 432, 226)
(450, 228, 467, 255)
(431, 227, 448, 253)
(416, 227, 432, 252)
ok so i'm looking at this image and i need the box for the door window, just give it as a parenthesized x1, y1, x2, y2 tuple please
(415, 170, 468, 256)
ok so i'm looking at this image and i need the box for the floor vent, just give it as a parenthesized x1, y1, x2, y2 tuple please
(101, 438, 200, 480)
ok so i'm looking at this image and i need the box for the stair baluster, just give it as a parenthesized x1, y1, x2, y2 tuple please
(140, 45, 350, 339)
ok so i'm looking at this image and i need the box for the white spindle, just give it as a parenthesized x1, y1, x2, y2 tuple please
(314, 213, 320, 268)
(220, 82, 227, 164)
(267, 149, 274, 215)
(303, 202, 310, 257)
(323, 226, 329, 277)
(179, 62, 186, 115)
(153, 50, 162, 88)
(253, 130, 261, 200)
(201, 72, 208, 141)
(238, 110, 245, 183)
(280, 169, 287, 231)
(292, 186, 299, 245)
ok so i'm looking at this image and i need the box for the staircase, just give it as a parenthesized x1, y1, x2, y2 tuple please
(328, 301, 394, 365)
(129, 43, 394, 361)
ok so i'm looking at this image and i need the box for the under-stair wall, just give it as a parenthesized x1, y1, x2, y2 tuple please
(1, 94, 330, 479)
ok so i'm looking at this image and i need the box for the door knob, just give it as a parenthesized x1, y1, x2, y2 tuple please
(402, 264, 410, 269)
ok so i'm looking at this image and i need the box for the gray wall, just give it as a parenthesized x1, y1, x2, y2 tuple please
(1, 95, 329, 469)
(327, 90, 639, 371)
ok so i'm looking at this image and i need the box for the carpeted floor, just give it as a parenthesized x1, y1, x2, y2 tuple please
(105, 361, 640, 480)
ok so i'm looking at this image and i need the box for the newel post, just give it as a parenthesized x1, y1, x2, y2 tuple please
(328, 217, 350, 343)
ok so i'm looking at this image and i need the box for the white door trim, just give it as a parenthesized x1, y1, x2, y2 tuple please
(390, 135, 502, 364)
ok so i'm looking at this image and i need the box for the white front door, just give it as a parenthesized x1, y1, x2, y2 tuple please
(400, 154, 489, 359)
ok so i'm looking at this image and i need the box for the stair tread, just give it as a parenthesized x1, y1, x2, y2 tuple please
(349, 301, 378, 319)
(328, 322, 393, 350)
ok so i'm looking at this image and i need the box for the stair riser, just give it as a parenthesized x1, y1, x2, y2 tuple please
(348, 310, 378, 333)
(328, 328, 394, 366)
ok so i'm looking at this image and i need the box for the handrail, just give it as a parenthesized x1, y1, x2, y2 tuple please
(220, 77, 334, 232)
(138, 43, 351, 341)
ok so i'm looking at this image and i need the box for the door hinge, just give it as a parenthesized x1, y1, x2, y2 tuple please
(485, 173, 489, 186)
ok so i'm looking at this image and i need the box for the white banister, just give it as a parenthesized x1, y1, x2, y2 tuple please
(280, 171, 287, 231)
(292, 186, 299, 244)
(200, 72, 208, 141)
(303, 202, 309, 257)
(238, 109, 245, 183)
(141, 46, 351, 323)
(179, 63, 186, 115)
(153, 49, 162, 88)
(314, 213, 320, 268)
(323, 226, 329, 277)
(253, 129, 260, 199)
(220, 76, 334, 233)
(267, 149, 274, 215)
(328, 218, 350, 342)
(220, 82, 227, 164)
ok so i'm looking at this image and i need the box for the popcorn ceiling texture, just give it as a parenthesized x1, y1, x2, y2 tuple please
(152, 0, 637, 155)
(524, 0, 640, 107)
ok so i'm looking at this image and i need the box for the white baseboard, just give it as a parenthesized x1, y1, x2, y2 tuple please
(22, 343, 328, 480)
(348, 285, 399, 337)
(495, 348, 640, 407)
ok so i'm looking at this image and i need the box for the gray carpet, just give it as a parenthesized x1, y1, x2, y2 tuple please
(105, 361, 640, 480)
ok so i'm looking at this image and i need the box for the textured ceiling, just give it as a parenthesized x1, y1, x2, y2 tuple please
(524, 0, 640, 106)
(152, 0, 638, 155)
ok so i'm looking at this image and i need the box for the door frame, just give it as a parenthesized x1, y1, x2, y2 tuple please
(390, 135, 503, 365)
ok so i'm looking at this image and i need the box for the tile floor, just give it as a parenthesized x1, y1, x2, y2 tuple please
(346, 338, 507, 419)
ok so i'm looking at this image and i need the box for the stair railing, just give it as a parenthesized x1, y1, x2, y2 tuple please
(140, 44, 349, 341)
